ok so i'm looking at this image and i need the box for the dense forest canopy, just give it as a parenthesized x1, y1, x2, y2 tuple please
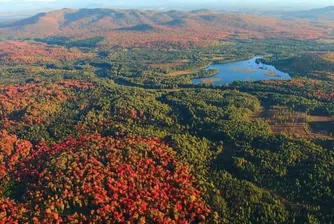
(0, 7, 334, 224)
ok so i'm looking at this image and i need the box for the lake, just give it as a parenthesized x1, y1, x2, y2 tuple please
(192, 56, 291, 85)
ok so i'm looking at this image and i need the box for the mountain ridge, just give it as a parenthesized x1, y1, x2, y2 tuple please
(0, 8, 333, 48)
(285, 5, 334, 20)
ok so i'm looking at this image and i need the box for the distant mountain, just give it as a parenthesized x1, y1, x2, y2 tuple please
(0, 8, 332, 48)
(116, 24, 157, 32)
(285, 6, 334, 21)
(0, 9, 53, 21)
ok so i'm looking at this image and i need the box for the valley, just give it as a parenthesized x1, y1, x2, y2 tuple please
(0, 6, 333, 224)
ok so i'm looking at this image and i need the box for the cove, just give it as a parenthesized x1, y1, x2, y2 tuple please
(192, 56, 291, 85)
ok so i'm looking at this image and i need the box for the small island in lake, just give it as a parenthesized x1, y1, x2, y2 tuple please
(266, 71, 280, 77)
(193, 56, 291, 85)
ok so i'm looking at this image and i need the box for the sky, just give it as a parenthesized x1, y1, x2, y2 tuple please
(0, 0, 333, 12)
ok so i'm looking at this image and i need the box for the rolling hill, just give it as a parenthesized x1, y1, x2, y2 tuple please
(285, 6, 334, 21)
(0, 8, 333, 48)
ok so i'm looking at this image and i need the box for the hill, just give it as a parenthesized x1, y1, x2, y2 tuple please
(0, 8, 333, 48)
(286, 6, 334, 21)
(0, 132, 210, 223)
(0, 22, 334, 222)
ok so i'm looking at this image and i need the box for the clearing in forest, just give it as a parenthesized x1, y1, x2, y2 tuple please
(253, 106, 334, 139)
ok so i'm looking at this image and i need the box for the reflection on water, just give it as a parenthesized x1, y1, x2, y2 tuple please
(192, 56, 291, 85)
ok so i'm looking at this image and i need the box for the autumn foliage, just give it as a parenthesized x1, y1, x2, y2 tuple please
(0, 9, 332, 49)
(322, 52, 334, 63)
(261, 79, 334, 102)
(0, 131, 33, 180)
(0, 41, 89, 65)
(1, 135, 210, 223)
(0, 81, 93, 129)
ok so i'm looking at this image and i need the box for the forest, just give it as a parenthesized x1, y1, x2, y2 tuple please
(0, 8, 334, 224)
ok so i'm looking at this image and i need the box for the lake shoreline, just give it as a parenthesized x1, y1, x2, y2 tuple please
(192, 55, 257, 80)
(192, 56, 291, 85)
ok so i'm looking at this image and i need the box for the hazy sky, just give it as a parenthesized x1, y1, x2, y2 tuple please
(0, 0, 333, 12)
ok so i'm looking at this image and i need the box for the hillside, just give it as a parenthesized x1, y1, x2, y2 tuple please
(0, 8, 333, 48)
(1, 132, 210, 223)
(285, 6, 334, 21)
(0, 6, 334, 224)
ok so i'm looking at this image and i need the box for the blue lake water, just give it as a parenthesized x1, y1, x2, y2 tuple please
(192, 56, 291, 85)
